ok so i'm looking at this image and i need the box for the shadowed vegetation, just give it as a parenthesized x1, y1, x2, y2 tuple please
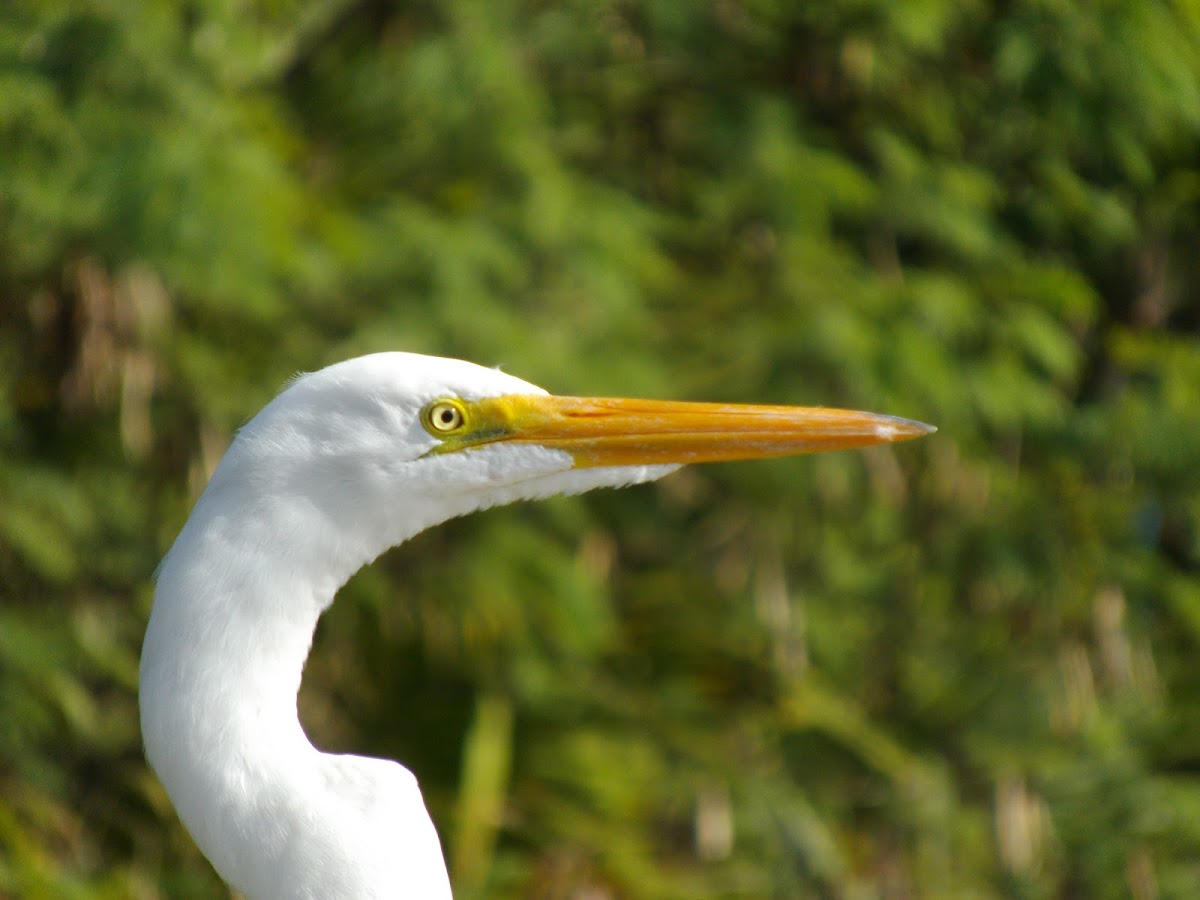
(2, 1, 1199, 896)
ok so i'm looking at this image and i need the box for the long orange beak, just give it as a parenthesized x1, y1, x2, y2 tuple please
(430, 394, 935, 467)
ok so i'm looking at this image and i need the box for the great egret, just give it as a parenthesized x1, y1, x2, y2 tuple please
(139, 352, 933, 899)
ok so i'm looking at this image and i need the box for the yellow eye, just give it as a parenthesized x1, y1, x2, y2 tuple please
(424, 400, 466, 434)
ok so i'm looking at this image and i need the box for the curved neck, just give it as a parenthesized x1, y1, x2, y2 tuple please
(139, 491, 362, 892)
(139, 458, 463, 897)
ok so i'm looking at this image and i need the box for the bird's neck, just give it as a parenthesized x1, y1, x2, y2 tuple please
(139, 492, 374, 892)
(140, 470, 460, 898)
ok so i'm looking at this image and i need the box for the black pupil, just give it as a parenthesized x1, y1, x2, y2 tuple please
(440, 409, 456, 425)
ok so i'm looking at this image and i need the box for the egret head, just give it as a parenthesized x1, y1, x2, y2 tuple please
(211, 354, 660, 544)
(198, 351, 932, 580)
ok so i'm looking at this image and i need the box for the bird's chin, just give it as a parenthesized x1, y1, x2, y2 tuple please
(407, 444, 678, 524)
(471, 461, 682, 512)
(528, 462, 682, 499)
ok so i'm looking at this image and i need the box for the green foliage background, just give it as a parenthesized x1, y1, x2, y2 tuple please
(3, 0, 1200, 897)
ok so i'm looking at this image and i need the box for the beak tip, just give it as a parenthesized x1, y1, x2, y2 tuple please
(884, 416, 937, 441)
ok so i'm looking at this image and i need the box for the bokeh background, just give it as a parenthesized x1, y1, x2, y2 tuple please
(4, 1, 1200, 897)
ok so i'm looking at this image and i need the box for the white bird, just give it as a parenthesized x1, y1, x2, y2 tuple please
(139, 352, 933, 899)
